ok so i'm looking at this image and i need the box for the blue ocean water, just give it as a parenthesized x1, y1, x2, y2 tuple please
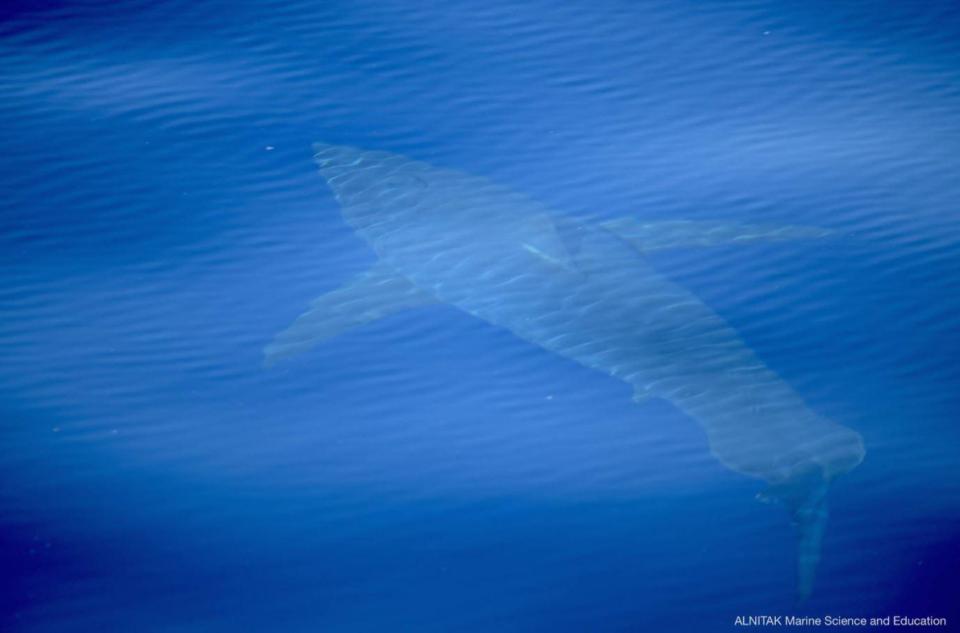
(1, 1, 959, 631)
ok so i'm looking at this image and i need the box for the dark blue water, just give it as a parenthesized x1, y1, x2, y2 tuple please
(2, 1, 959, 631)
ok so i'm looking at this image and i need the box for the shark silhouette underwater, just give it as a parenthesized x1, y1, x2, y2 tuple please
(265, 143, 865, 600)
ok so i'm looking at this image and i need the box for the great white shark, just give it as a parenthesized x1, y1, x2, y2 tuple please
(266, 143, 865, 600)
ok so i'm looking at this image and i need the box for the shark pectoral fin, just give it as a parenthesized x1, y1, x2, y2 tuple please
(599, 218, 836, 253)
(760, 465, 831, 602)
(263, 263, 435, 366)
(632, 385, 653, 404)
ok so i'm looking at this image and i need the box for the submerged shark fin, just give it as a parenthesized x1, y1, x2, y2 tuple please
(263, 262, 436, 366)
(599, 218, 835, 252)
(518, 214, 574, 270)
(759, 465, 831, 603)
(632, 385, 653, 404)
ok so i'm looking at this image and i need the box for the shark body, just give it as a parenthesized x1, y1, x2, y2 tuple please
(267, 143, 865, 600)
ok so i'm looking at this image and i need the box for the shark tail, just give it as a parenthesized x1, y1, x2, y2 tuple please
(793, 481, 829, 602)
(758, 464, 830, 603)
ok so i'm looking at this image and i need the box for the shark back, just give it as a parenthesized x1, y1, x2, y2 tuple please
(272, 143, 865, 601)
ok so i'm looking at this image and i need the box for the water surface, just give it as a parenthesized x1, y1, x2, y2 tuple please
(1, 1, 959, 631)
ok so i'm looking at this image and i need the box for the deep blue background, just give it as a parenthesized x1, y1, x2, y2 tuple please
(1, 1, 959, 631)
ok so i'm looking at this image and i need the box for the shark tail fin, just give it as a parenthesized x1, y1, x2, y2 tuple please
(758, 464, 831, 603)
(599, 218, 836, 253)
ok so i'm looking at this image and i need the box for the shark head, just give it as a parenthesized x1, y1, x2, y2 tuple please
(312, 142, 431, 240)
(311, 142, 573, 272)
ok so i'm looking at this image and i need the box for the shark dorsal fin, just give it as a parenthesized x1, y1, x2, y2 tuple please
(518, 213, 574, 269)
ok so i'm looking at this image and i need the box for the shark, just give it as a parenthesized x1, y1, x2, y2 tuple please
(266, 142, 865, 600)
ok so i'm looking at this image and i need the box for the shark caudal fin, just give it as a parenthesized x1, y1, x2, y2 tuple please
(757, 464, 831, 602)
(263, 262, 436, 366)
(599, 218, 836, 253)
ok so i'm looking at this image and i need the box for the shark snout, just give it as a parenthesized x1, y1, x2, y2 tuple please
(313, 142, 365, 170)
